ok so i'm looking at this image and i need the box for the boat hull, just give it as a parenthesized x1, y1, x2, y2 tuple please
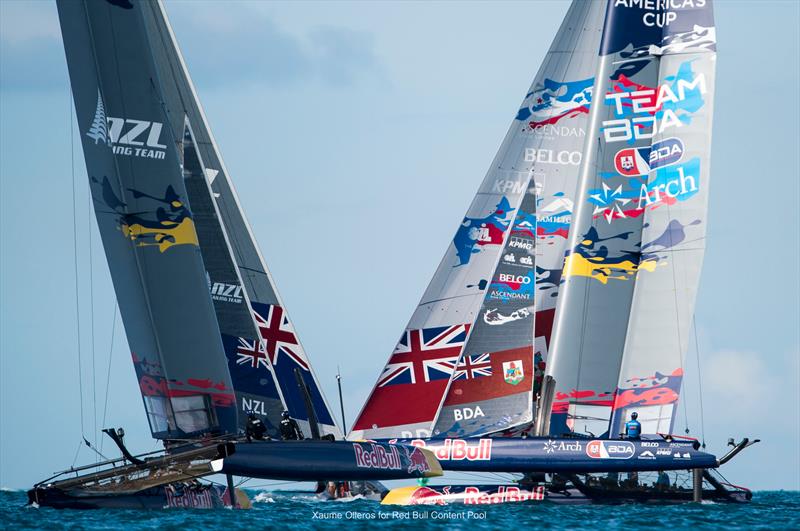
(381, 483, 751, 506)
(27, 484, 250, 510)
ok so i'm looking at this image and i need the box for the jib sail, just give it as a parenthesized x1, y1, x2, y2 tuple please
(545, 0, 717, 437)
(57, 0, 237, 438)
(430, 0, 606, 438)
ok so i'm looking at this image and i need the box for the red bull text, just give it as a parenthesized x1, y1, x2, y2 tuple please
(410, 438, 492, 461)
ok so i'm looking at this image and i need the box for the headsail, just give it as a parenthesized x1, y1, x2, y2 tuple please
(431, 0, 607, 438)
(350, 0, 604, 440)
(57, 0, 237, 438)
(545, 0, 717, 437)
(139, 0, 341, 439)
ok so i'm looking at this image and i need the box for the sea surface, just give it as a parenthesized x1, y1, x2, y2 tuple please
(2, 489, 798, 530)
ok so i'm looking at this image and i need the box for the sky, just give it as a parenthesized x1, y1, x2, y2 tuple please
(1, 0, 798, 491)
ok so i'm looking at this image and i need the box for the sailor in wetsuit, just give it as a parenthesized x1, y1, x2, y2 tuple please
(279, 410, 304, 440)
(625, 412, 642, 439)
(245, 412, 267, 442)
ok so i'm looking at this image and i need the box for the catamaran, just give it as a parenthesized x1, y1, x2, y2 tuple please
(351, 0, 757, 505)
(28, 0, 441, 509)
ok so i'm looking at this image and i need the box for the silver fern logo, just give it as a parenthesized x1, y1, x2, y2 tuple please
(83, 89, 167, 160)
(86, 89, 110, 145)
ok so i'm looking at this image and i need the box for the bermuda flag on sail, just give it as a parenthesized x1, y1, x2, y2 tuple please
(353, 324, 470, 434)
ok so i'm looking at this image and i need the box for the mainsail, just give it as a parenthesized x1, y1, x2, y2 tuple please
(58, 0, 237, 438)
(58, 0, 341, 440)
(546, 0, 717, 437)
(431, 0, 606, 438)
(350, 0, 604, 440)
(138, 0, 341, 438)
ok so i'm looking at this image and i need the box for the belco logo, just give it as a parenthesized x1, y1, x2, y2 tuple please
(524, 148, 582, 166)
(498, 273, 531, 285)
(86, 89, 167, 160)
(586, 440, 634, 459)
(410, 438, 492, 461)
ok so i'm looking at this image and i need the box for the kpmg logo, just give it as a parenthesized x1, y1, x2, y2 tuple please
(87, 90, 167, 160)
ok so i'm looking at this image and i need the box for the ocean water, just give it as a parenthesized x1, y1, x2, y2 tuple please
(2, 489, 798, 530)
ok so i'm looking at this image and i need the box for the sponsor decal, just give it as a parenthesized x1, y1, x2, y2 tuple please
(165, 487, 216, 509)
(586, 440, 635, 459)
(543, 439, 583, 453)
(502, 360, 525, 385)
(453, 406, 485, 422)
(528, 125, 586, 139)
(489, 270, 535, 302)
(463, 485, 545, 504)
(353, 443, 402, 470)
(483, 307, 531, 326)
(508, 236, 533, 251)
(524, 148, 582, 166)
(207, 273, 243, 304)
(602, 61, 706, 144)
(404, 446, 432, 475)
(673, 451, 692, 460)
(640, 442, 659, 447)
(87, 90, 167, 159)
(656, 448, 672, 456)
(638, 450, 656, 460)
(410, 438, 492, 461)
(614, 137, 684, 176)
(493, 179, 527, 195)
(612, 0, 708, 29)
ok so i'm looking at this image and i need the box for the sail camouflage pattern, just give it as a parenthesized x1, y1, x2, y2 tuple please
(429, 0, 607, 439)
(57, 0, 236, 438)
(546, 0, 716, 437)
(137, 0, 341, 438)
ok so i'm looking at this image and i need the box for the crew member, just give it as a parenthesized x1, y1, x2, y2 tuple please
(279, 410, 304, 440)
(625, 412, 641, 439)
(245, 412, 267, 442)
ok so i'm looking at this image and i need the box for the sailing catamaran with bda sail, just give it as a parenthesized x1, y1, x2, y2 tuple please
(29, 0, 441, 509)
(350, 0, 757, 504)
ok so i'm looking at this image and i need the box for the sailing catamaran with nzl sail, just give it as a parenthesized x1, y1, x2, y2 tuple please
(28, 0, 441, 509)
(351, 0, 759, 505)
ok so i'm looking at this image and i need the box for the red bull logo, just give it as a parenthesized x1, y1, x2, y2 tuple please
(353, 443, 401, 470)
(408, 486, 448, 506)
(410, 438, 492, 461)
(463, 486, 545, 504)
(405, 447, 432, 475)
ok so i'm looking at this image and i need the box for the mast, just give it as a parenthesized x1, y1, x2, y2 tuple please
(545, 0, 717, 437)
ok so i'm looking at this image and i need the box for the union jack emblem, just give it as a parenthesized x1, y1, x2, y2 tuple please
(377, 324, 469, 387)
(235, 337, 271, 370)
(253, 304, 309, 371)
(453, 353, 493, 380)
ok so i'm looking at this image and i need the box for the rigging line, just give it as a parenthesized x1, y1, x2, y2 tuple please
(88, 185, 98, 457)
(692, 314, 706, 447)
(70, 87, 86, 440)
(100, 302, 118, 453)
